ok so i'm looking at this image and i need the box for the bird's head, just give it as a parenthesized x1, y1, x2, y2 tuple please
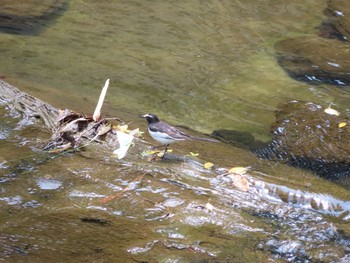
(141, 113, 160, 124)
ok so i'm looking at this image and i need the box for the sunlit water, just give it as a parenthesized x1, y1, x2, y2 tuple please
(1, 0, 350, 262)
(0, 0, 342, 140)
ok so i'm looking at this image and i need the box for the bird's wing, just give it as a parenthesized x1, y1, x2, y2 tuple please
(149, 121, 190, 140)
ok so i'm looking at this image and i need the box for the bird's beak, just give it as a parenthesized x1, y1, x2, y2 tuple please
(141, 114, 149, 118)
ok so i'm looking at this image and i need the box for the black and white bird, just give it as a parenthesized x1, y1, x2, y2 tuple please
(141, 113, 218, 152)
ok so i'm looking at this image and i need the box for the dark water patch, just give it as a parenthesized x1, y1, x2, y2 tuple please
(80, 217, 110, 225)
(0, 0, 69, 36)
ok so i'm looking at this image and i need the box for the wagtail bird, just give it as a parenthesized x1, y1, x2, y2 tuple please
(141, 113, 219, 154)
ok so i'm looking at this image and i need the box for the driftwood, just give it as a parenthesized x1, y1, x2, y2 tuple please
(0, 79, 59, 130)
(0, 79, 131, 154)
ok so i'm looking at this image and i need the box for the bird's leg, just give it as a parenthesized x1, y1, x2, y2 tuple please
(152, 144, 168, 151)
(161, 144, 169, 159)
(149, 144, 169, 160)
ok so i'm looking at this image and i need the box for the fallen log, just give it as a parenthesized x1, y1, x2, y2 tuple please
(0, 79, 59, 130)
(0, 79, 137, 157)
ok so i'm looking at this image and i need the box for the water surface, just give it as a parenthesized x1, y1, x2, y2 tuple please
(0, 0, 338, 140)
(1, 1, 350, 262)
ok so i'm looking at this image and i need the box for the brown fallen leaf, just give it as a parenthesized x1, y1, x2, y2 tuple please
(100, 172, 145, 204)
(228, 173, 249, 192)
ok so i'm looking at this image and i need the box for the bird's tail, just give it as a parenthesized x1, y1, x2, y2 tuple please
(188, 135, 219, 143)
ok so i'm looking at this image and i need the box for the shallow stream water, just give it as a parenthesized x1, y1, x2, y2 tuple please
(1, 1, 350, 262)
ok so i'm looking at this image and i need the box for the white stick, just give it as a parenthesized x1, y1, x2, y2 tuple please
(93, 79, 110, 122)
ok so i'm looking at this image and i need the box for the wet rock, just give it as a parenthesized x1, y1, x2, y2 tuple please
(255, 100, 350, 179)
(322, 0, 350, 41)
(319, 21, 348, 41)
(265, 239, 309, 262)
(276, 37, 350, 86)
(275, 1, 350, 86)
(0, 0, 68, 35)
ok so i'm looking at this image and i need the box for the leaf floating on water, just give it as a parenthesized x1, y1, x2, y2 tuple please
(204, 162, 214, 169)
(228, 166, 249, 175)
(113, 131, 134, 159)
(116, 124, 129, 133)
(324, 106, 340, 116)
(144, 149, 161, 155)
(143, 148, 172, 161)
(338, 122, 347, 128)
(228, 173, 249, 192)
(100, 172, 146, 204)
(190, 152, 199, 157)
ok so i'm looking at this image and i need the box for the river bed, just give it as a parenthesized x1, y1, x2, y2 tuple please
(1, 1, 350, 262)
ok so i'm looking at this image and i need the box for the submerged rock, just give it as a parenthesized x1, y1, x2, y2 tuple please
(255, 100, 350, 179)
(275, 0, 350, 86)
(0, 0, 68, 35)
(323, 0, 350, 41)
(276, 36, 350, 86)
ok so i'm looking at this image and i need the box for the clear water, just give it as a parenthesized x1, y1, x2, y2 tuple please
(1, 1, 350, 262)
(0, 0, 341, 141)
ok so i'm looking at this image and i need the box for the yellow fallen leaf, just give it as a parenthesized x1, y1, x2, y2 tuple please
(204, 162, 214, 169)
(190, 152, 199, 157)
(143, 148, 172, 156)
(338, 122, 347, 128)
(145, 150, 161, 155)
(228, 174, 249, 192)
(324, 106, 340, 116)
(228, 166, 249, 175)
(143, 149, 169, 161)
(116, 124, 129, 132)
